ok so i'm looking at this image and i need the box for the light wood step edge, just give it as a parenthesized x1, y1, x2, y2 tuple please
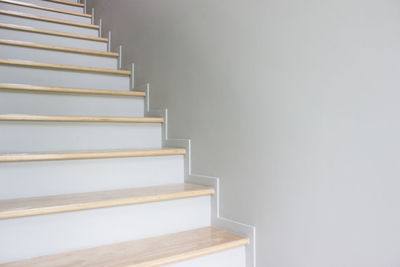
(0, 114, 162, 123)
(0, 83, 144, 97)
(0, 184, 214, 219)
(0, 59, 131, 75)
(0, 148, 186, 162)
(0, 39, 118, 57)
(0, 23, 107, 42)
(0, 0, 91, 18)
(1, 227, 248, 267)
(0, 10, 98, 29)
(0, 114, 163, 123)
(0, 83, 145, 96)
(44, 0, 84, 7)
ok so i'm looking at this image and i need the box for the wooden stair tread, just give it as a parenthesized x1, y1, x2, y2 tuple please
(0, 10, 98, 29)
(0, 39, 118, 57)
(0, 23, 108, 42)
(1, 227, 247, 266)
(0, 0, 91, 18)
(44, 0, 83, 8)
(0, 184, 214, 219)
(0, 83, 145, 96)
(0, 114, 163, 123)
(0, 59, 131, 75)
(0, 148, 186, 162)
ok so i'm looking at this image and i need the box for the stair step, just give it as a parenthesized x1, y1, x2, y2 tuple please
(0, 197, 210, 263)
(0, 59, 129, 75)
(0, 114, 162, 123)
(0, 0, 90, 24)
(15, 0, 83, 13)
(0, 59, 130, 90)
(0, 0, 91, 19)
(1, 227, 247, 267)
(0, 83, 144, 96)
(0, 184, 213, 219)
(0, 23, 107, 42)
(0, 154, 183, 199)
(0, 10, 97, 29)
(0, 83, 145, 117)
(0, 148, 186, 162)
(0, 114, 162, 153)
(0, 9, 97, 36)
(0, 39, 117, 57)
(0, 23, 107, 50)
(0, 39, 118, 68)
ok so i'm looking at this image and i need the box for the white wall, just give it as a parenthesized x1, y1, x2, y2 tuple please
(87, 0, 400, 266)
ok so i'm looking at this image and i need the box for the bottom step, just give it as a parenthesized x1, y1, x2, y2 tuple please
(2, 227, 248, 267)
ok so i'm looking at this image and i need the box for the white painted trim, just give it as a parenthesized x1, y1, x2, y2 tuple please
(107, 31, 111, 52)
(141, 83, 256, 267)
(98, 18, 102, 37)
(117, 45, 122, 69)
(83, 0, 86, 14)
(91, 8, 94, 24)
(130, 63, 135, 90)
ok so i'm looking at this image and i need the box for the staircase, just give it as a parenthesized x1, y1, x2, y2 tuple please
(0, 0, 255, 266)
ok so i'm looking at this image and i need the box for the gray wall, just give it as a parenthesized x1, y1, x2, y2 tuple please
(87, 0, 400, 266)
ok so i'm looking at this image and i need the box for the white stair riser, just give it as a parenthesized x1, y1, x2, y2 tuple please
(0, 14, 98, 36)
(15, 0, 83, 13)
(0, 91, 144, 117)
(0, 2, 91, 24)
(0, 27, 107, 50)
(0, 65, 130, 91)
(0, 44, 118, 69)
(0, 122, 162, 153)
(168, 246, 246, 267)
(0, 156, 184, 199)
(0, 196, 211, 263)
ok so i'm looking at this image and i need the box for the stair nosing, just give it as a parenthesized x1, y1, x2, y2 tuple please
(0, 0, 91, 18)
(0, 114, 163, 123)
(0, 149, 187, 162)
(0, 184, 214, 219)
(0, 39, 118, 57)
(0, 23, 108, 42)
(0, 9, 98, 29)
(0, 59, 131, 75)
(0, 83, 145, 96)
